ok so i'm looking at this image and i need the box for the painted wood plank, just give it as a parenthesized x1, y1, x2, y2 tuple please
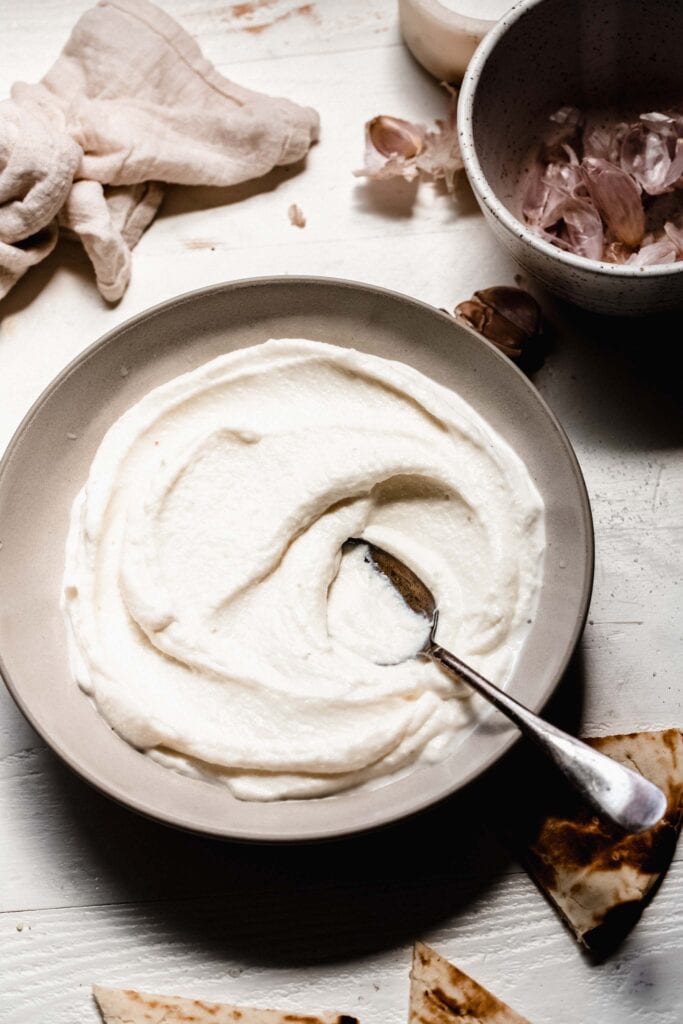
(3, 861, 682, 1023)
(2, 688, 681, 916)
(0, 0, 399, 93)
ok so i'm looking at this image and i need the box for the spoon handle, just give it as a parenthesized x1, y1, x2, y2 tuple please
(429, 643, 667, 834)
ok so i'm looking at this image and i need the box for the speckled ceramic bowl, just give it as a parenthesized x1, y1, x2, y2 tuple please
(458, 0, 683, 315)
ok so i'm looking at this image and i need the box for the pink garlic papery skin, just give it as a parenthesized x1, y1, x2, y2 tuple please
(414, 117, 463, 192)
(640, 111, 676, 134)
(663, 219, 683, 256)
(583, 116, 628, 163)
(603, 240, 633, 264)
(413, 85, 463, 193)
(544, 153, 585, 195)
(522, 160, 553, 227)
(556, 195, 604, 261)
(522, 154, 585, 230)
(536, 227, 574, 252)
(620, 121, 683, 195)
(542, 105, 582, 161)
(627, 236, 678, 266)
(581, 157, 645, 248)
(522, 151, 603, 258)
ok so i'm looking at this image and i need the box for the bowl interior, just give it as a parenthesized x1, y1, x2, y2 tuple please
(0, 279, 593, 841)
(472, 0, 683, 218)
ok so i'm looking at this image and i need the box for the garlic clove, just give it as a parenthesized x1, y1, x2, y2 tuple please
(354, 116, 424, 182)
(454, 298, 525, 356)
(581, 157, 645, 248)
(473, 286, 542, 339)
(454, 286, 543, 366)
(367, 115, 425, 160)
(355, 90, 463, 189)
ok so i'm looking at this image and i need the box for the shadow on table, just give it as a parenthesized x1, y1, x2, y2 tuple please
(39, 646, 587, 966)
(0, 241, 95, 324)
(352, 165, 480, 223)
(532, 296, 683, 452)
(0, 158, 311, 325)
(156, 159, 309, 225)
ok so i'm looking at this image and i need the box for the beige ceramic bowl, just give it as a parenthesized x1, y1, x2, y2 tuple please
(0, 278, 593, 840)
(458, 0, 683, 315)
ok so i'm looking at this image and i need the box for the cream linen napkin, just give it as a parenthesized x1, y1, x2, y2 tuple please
(0, 0, 319, 301)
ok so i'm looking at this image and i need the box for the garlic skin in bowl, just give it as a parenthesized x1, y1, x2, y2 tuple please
(458, 0, 683, 313)
(62, 338, 545, 801)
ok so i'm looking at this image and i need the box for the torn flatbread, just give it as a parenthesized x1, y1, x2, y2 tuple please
(511, 728, 683, 950)
(93, 986, 358, 1024)
(409, 942, 531, 1024)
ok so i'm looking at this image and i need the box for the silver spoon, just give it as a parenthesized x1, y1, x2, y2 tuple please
(359, 541, 667, 834)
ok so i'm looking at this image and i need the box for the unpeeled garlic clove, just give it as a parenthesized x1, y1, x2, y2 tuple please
(367, 115, 425, 159)
(582, 157, 645, 248)
(473, 286, 541, 339)
(455, 299, 523, 357)
(355, 87, 463, 188)
(454, 287, 543, 366)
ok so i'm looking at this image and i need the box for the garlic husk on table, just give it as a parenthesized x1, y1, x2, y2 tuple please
(355, 89, 463, 191)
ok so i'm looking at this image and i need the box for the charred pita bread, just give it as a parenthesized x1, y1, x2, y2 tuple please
(509, 728, 683, 951)
(92, 986, 359, 1024)
(409, 942, 531, 1024)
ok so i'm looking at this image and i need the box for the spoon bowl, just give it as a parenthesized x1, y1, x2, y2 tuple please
(361, 540, 667, 835)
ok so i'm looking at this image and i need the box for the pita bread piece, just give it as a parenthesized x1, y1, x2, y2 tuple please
(409, 942, 531, 1024)
(93, 986, 359, 1024)
(514, 728, 683, 950)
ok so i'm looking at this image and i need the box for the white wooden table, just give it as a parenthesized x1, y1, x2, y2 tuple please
(1, 2, 681, 1022)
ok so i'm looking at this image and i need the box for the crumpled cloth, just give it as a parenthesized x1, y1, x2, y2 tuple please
(0, 0, 319, 301)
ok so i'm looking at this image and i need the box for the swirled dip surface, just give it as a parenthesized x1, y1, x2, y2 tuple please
(63, 339, 545, 800)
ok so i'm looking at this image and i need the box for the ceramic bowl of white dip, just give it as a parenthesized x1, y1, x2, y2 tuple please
(0, 278, 593, 840)
(458, 0, 683, 315)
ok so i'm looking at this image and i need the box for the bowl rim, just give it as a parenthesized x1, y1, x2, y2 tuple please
(457, 0, 683, 280)
(0, 276, 595, 842)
